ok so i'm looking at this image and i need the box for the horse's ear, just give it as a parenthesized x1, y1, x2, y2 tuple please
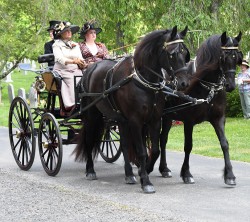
(235, 31, 242, 43)
(221, 31, 227, 45)
(171, 26, 177, 40)
(179, 26, 188, 38)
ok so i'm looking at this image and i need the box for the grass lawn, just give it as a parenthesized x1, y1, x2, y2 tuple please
(1, 69, 249, 162)
(1, 69, 35, 126)
(167, 118, 250, 163)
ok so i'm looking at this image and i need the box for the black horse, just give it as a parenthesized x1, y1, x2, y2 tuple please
(148, 31, 243, 186)
(73, 26, 191, 193)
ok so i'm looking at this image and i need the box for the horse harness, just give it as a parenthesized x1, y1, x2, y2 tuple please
(199, 44, 239, 103)
(104, 57, 166, 117)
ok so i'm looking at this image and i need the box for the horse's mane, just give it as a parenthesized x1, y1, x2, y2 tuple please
(196, 35, 221, 70)
(134, 30, 169, 68)
(185, 35, 223, 93)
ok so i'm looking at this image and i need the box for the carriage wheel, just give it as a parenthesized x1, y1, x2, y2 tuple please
(99, 124, 121, 163)
(38, 113, 62, 176)
(8, 96, 36, 171)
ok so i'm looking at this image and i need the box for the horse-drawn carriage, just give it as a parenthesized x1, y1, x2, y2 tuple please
(8, 26, 242, 193)
(8, 53, 122, 176)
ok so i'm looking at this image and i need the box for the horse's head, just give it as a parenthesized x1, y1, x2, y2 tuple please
(220, 31, 243, 92)
(159, 26, 191, 90)
(134, 26, 190, 91)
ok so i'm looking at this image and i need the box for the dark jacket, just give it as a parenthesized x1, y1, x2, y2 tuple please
(44, 40, 55, 67)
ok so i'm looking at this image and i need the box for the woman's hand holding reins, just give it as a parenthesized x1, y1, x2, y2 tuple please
(72, 58, 87, 69)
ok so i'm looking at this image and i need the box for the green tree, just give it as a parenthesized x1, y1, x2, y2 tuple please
(1, 0, 249, 81)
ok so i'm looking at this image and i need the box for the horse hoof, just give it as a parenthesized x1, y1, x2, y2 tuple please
(225, 178, 236, 186)
(142, 185, 156, 194)
(182, 176, 195, 184)
(161, 171, 172, 178)
(86, 172, 97, 180)
(125, 176, 137, 184)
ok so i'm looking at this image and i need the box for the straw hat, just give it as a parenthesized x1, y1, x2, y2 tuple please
(241, 59, 249, 68)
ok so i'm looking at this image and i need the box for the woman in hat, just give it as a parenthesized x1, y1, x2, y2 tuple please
(52, 21, 86, 114)
(78, 21, 109, 69)
(237, 59, 250, 119)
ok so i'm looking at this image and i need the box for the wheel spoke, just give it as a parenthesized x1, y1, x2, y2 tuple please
(110, 131, 119, 141)
(41, 146, 49, 158)
(45, 149, 51, 168)
(49, 150, 54, 171)
(51, 149, 58, 169)
(21, 140, 25, 165)
(23, 140, 29, 165)
(41, 128, 50, 141)
(24, 136, 32, 157)
(13, 137, 22, 151)
(108, 141, 114, 157)
(17, 140, 23, 160)
(13, 110, 22, 129)
(110, 138, 118, 150)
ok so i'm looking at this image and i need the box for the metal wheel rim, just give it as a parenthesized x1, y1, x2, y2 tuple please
(38, 113, 62, 176)
(99, 124, 121, 163)
(8, 96, 36, 170)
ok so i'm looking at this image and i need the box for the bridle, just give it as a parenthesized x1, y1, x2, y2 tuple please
(220, 46, 239, 75)
(162, 39, 189, 88)
(134, 38, 189, 91)
(199, 45, 239, 102)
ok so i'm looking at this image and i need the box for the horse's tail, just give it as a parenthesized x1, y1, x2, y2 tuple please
(73, 108, 104, 162)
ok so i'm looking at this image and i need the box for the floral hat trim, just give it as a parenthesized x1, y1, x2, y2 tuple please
(53, 21, 80, 39)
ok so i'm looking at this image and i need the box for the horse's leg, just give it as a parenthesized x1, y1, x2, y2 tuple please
(210, 117, 236, 185)
(147, 119, 161, 173)
(181, 122, 195, 184)
(158, 117, 172, 177)
(84, 110, 104, 180)
(131, 122, 155, 193)
(118, 123, 137, 184)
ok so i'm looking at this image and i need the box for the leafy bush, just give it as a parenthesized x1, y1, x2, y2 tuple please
(226, 86, 243, 117)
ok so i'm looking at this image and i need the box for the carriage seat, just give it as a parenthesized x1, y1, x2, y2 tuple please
(38, 53, 54, 66)
(38, 53, 62, 92)
(41, 71, 62, 92)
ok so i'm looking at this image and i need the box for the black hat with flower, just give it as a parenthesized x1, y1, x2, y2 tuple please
(79, 20, 102, 39)
(53, 21, 80, 39)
